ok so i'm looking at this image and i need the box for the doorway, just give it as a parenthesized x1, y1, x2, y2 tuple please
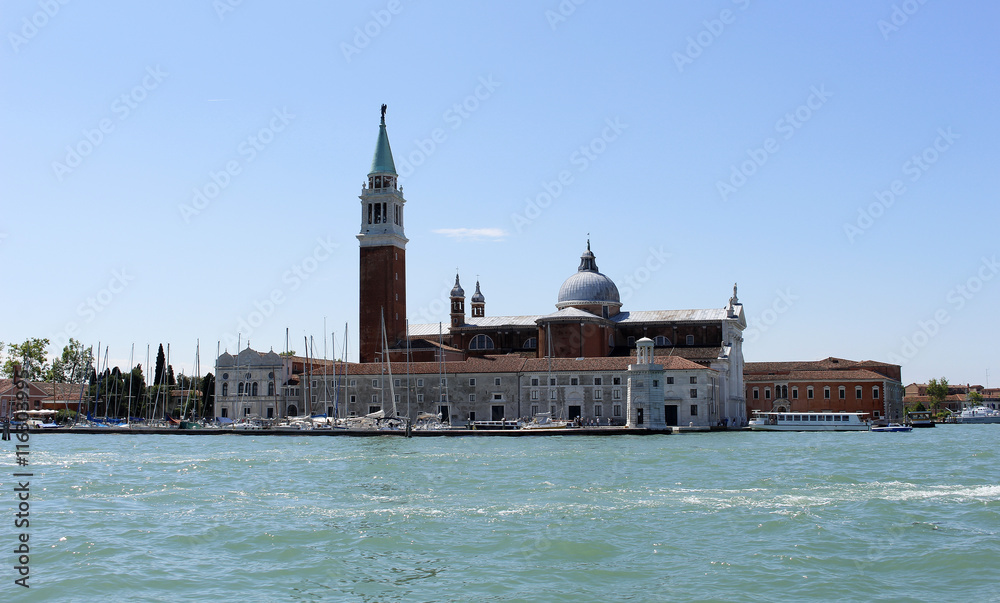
(665, 405, 678, 426)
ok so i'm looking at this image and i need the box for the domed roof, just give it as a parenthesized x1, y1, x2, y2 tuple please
(450, 273, 465, 298)
(471, 280, 485, 303)
(556, 241, 621, 309)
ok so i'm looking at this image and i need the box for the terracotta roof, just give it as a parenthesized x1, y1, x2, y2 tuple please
(522, 355, 711, 373)
(745, 369, 890, 382)
(746, 357, 900, 375)
(325, 353, 714, 377)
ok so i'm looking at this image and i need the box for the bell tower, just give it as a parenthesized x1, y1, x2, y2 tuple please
(358, 104, 408, 363)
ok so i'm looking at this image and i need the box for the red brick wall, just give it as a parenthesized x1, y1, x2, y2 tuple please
(359, 245, 406, 363)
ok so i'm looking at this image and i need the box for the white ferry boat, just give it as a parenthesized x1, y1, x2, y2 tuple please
(748, 411, 870, 431)
(954, 405, 1000, 424)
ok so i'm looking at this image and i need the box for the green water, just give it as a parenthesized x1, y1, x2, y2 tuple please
(3, 427, 998, 602)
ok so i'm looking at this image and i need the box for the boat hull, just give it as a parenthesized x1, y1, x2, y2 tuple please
(748, 411, 870, 432)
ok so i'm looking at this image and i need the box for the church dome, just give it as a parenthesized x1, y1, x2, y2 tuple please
(471, 280, 485, 303)
(556, 242, 621, 309)
(450, 274, 465, 298)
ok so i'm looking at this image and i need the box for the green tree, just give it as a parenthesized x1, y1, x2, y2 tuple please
(926, 377, 949, 412)
(154, 344, 166, 386)
(2, 337, 51, 380)
(968, 390, 984, 404)
(200, 373, 215, 418)
(47, 338, 94, 383)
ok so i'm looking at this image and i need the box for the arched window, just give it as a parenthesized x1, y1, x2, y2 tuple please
(268, 381, 275, 396)
(251, 382, 258, 396)
(654, 336, 670, 346)
(222, 383, 228, 396)
(470, 334, 495, 350)
(237, 382, 244, 395)
(523, 337, 537, 349)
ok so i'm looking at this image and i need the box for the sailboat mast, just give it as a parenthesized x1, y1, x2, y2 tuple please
(125, 343, 134, 426)
(304, 335, 311, 416)
(382, 308, 397, 418)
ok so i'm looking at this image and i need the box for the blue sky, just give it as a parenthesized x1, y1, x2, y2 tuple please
(2, 1, 998, 386)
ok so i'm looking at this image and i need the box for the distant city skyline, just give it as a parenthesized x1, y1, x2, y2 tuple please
(2, 2, 998, 386)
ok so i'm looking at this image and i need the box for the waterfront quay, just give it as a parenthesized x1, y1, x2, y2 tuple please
(29, 425, 716, 437)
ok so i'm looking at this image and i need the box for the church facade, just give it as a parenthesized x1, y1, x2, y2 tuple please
(214, 108, 748, 427)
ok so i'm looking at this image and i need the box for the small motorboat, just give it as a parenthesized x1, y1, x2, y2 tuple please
(870, 423, 912, 432)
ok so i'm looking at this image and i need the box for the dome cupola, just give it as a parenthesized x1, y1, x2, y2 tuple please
(556, 240, 621, 314)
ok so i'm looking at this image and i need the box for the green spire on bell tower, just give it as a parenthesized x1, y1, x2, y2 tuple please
(369, 103, 397, 176)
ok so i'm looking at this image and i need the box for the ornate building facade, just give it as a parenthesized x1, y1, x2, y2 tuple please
(214, 107, 748, 427)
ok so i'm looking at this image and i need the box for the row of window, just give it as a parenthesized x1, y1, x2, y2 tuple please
(365, 201, 402, 226)
(752, 385, 880, 400)
(222, 382, 276, 397)
(465, 333, 705, 351)
(221, 371, 274, 380)
(296, 375, 699, 389)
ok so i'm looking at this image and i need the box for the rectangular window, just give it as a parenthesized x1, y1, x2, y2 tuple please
(856, 386, 862, 399)
(494, 377, 501, 386)
(372, 379, 379, 388)
(690, 389, 698, 398)
(350, 379, 356, 387)
(594, 377, 603, 386)
(416, 394, 424, 402)
(839, 387, 846, 399)
(807, 387, 814, 399)
(493, 393, 502, 401)
(531, 404, 539, 415)
(824, 387, 831, 399)
(593, 404, 603, 417)
(550, 390, 557, 400)
(417, 378, 424, 387)
(873, 386, 880, 399)
(531, 378, 539, 386)
(469, 378, 476, 386)
(690, 404, 698, 416)
(440, 378, 446, 386)
(690, 376, 697, 384)
(753, 388, 759, 400)
(350, 395, 357, 403)
(792, 387, 798, 399)
(765, 388, 771, 399)
(666, 377, 674, 385)
(394, 379, 401, 387)
(371, 394, 378, 403)
(469, 394, 476, 402)
(394, 394, 400, 403)
(613, 377, 621, 385)
(613, 404, 622, 417)
(570, 377, 579, 386)
(550, 378, 557, 386)
(531, 390, 539, 400)
(652, 380, 659, 388)
(873, 410, 881, 419)
(594, 389, 602, 400)
(613, 389, 621, 400)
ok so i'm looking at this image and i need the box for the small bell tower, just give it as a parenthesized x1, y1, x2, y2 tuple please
(450, 273, 465, 328)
